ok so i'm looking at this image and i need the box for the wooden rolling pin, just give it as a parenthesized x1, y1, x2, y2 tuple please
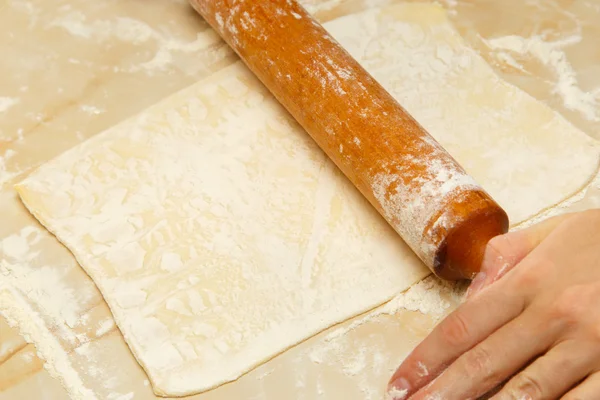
(189, 0, 509, 280)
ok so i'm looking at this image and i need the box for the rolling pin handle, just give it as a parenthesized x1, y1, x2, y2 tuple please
(190, 0, 511, 281)
(435, 203, 509, 281)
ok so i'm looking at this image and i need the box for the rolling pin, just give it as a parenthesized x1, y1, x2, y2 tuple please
(189, 0, 509, 281)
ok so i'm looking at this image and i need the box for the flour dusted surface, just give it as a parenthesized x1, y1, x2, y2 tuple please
(16, 63, 428, 396)
(0, 226, 99, 400)
(15, 3, 600, 397)
(324, 5, 599, 224)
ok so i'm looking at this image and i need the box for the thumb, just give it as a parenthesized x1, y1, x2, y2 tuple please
(466, 212, 574, 299)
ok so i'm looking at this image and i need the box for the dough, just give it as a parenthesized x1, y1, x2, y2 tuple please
(15, 3, 599, 397)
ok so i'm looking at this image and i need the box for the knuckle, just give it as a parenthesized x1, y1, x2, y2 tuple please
(512, 258, 553, 291)
(510, 373, 545, 398)
(550, 286, 588, 327)
(462, 345, 494, 378)
(555, 352, 578, 372)
(513, 266, 541, 289)
(441, 311, 472, 347)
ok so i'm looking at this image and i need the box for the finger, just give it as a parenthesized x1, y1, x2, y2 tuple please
(387, 283, 526, 397)
(468, 213, 574, 299)
(466, 232, 519, 299)
(492, 340, 599, 400)
(409, 308, 558, 400)
(561, 371, 600, 400)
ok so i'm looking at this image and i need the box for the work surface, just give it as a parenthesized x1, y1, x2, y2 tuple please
(1, 0, 600, 399)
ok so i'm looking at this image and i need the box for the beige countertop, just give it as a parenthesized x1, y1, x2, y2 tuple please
(1, 0, 599, 399)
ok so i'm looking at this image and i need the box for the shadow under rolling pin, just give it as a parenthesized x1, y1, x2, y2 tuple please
(189, 0, 509, 281)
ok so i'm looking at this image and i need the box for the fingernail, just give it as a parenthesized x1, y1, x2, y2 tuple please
(466, 271, 487, 299)
(387, 378, 410, 399)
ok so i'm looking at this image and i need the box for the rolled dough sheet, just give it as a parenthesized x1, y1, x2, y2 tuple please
(15, 3, 599, 397)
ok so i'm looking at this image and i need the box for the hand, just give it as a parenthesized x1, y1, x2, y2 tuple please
(387, 209, 600, 399)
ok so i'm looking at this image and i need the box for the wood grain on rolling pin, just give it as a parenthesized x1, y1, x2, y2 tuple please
(189, 0, 509, 280)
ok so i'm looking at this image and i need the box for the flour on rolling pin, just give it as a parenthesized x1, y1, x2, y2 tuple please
(370, 142, 481, 268)
(191, 0, 510, 280)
